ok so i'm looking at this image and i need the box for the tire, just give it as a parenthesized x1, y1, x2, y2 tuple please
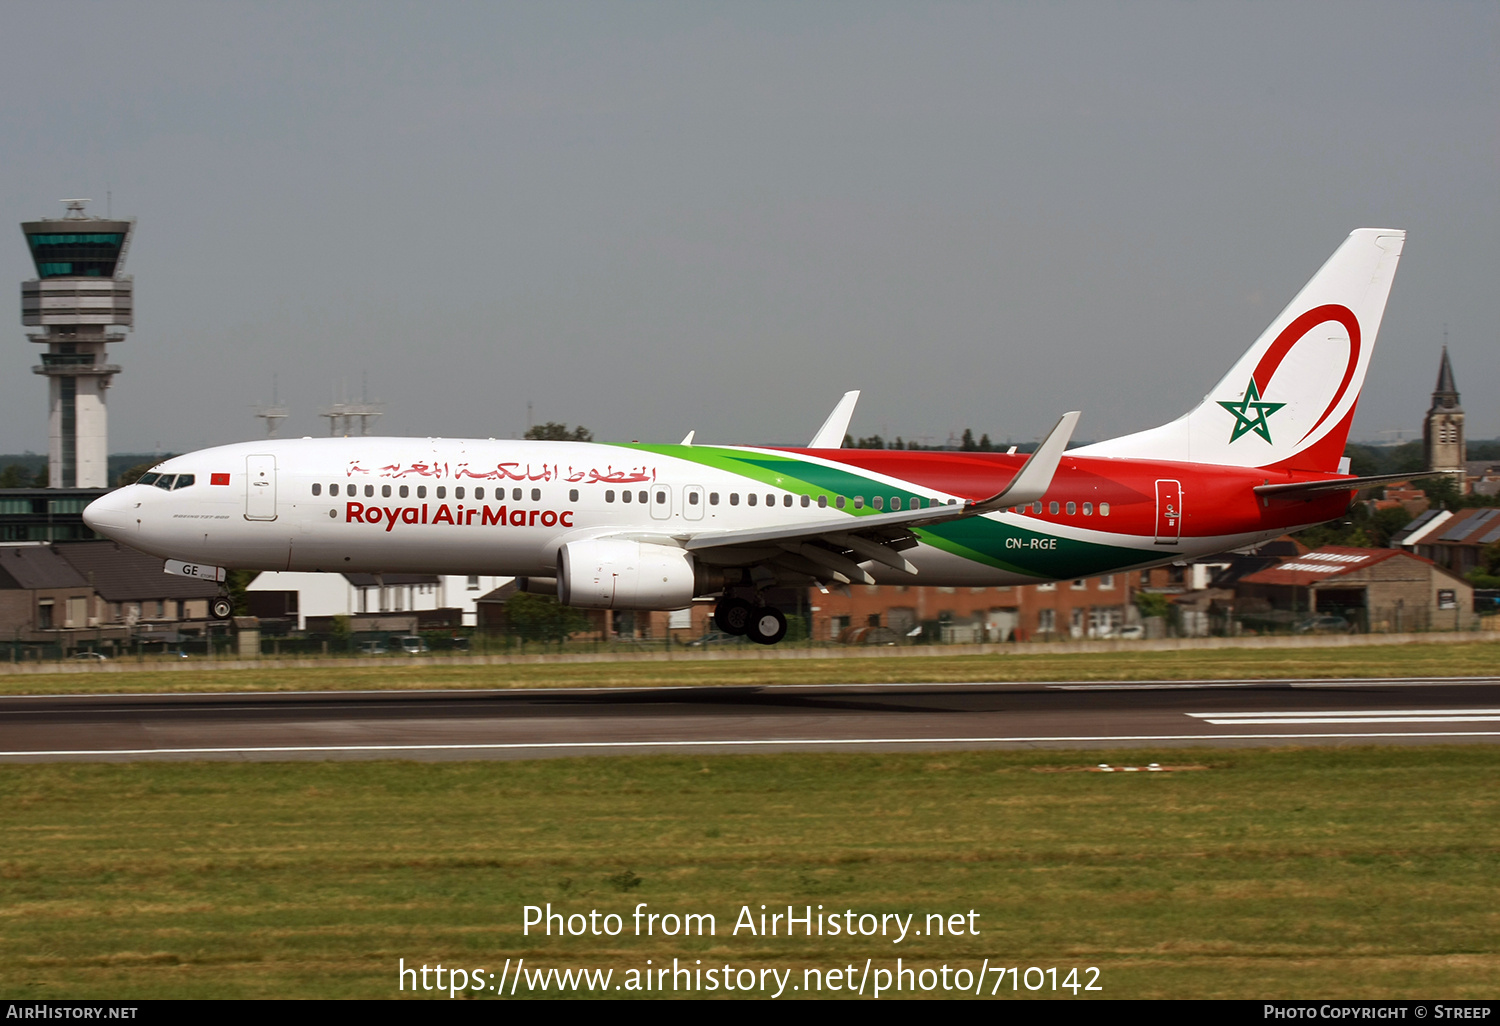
(211, 597, 233, 620)
(745, 606, 788, 646)
(714, 597, 755, 636)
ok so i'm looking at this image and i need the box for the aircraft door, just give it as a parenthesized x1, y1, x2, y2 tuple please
(1154, 479, 1182, 544)
(245, 455, 278, 521)
(650, 485, 672, 521)
(682, 485, 704, 521)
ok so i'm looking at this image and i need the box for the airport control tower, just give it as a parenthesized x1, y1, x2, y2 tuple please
(20, 200, 132, 488)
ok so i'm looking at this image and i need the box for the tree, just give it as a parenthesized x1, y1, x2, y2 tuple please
(854, 434, 885, 449)
(524, 423, 593, 442)
(1467, 540, 1500, 589)
(960, 429, 977, 452)
(978, 433, 994, 452)
(0, 464, 31, 488)
(32, 466, 48, 487)
(504, 593, 590, 643)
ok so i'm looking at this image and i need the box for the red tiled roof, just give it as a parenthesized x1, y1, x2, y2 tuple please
(1238, 546, 1409, 587)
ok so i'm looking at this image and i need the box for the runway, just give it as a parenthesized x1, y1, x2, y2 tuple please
(2, 676, 1500, 762)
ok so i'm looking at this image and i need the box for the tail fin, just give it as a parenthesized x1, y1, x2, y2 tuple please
(1076, 229, 1406, 472)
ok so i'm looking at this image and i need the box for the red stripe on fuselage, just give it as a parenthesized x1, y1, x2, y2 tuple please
(777, 448, 1354, 540)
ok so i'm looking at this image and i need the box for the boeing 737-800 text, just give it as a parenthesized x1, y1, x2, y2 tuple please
(85, 229, 1413, 644)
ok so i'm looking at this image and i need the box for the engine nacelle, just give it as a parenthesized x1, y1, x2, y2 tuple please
(557, 539, 702, 610)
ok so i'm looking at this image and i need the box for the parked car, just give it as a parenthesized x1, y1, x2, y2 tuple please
(356, 640, 387, 655)
(72, 651, 109, 661)
(1295, 615, 1352, 634)
(397, 636, 430, 654)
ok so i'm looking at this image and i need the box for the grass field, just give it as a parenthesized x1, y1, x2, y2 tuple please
(3, 745, 1498, 999)
(3, 638, 1499, 695)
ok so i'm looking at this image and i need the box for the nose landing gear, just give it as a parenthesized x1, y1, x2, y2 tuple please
(210, 596, 233, 620)
(713, 597, 788, 645)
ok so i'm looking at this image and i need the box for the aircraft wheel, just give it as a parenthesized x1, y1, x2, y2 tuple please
(745, 606, 788, 646)
(211, 597, 233, 620)
(714, 597, 755, 636)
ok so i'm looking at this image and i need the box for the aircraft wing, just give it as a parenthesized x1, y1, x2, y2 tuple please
(677, 411, 1080, 585)
(808, 391, 860, 448)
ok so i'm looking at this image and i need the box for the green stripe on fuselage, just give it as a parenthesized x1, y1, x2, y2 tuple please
(616, 443, 1167, 579)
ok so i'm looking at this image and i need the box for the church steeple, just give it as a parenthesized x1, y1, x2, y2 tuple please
(1433, 346, 1461, 408)
(1424, 345, 1465, 477)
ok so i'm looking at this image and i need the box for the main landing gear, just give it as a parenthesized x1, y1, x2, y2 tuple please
(714, 596, 788, 646)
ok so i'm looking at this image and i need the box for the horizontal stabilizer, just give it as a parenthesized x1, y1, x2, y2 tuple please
(1253, 469, 1451, 498)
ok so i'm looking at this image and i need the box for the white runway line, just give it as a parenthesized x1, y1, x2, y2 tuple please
(4, 730, 1500, 759)
(1189, 708, 1500, 725)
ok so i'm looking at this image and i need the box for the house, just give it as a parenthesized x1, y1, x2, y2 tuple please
(1234, 545, 1475, 632)
(1395, 507, 1500, 577)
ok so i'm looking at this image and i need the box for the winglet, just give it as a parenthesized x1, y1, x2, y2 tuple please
(680, 430, 695, 446)
(809, 391, 860, 448)
(971, 411, 1080, 513)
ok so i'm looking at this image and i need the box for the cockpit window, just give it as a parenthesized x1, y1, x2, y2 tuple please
(154, 475, 176, 490)
(172, 474, 195, 489)
(138, 473, 161, 486)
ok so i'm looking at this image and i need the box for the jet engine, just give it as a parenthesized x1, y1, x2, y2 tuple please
(557, 538, 714, 610)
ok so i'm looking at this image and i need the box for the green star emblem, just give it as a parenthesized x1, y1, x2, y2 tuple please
(1217, 378, 1285, 444)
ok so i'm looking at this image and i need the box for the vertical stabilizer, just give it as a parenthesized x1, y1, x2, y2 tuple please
(1076, 229, 1406, 472)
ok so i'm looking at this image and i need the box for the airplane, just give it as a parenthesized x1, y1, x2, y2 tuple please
(85, 228, 1417, 645)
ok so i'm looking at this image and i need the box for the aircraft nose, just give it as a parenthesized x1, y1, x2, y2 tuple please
(83, 492, 135, 541)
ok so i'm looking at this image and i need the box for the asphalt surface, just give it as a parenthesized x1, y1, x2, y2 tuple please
(2, 676, 1499, 762)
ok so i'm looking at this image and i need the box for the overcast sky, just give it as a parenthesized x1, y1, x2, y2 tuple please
(2, 2, 1495, 455)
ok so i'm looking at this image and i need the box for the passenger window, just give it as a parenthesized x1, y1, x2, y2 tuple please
(417, 486, 426, 499)
(1066, 501, 1076, 515)
(801, 495, 810, 507)
(783, 495, 792, 507)
(687, 491, 699, 505)
(891, 496, 901, 510)
(747, 494, 757, 506)
(656, 491, 666, 504)
(622, 490, 632, 503)
(729, 493, 739, 506)
(637, 491, 647, 504)
(173, 474, 195, 489)
(1100, 502, 1110, 516)
(1083, 502, 1092, 515)
(512, 488, 522, 501)
(872, 496, 883, 510)
(569, 489, 579, 502)
(709, 492, 719, 505)
(330, 483, 339, 496)
(382, 485, 392, 498)
(138, 473, 160, 486)
(364, 485, 374, 498)
(1049, 501, 1059, 514)
(155, 475, 175, 490)
(766, 494, 774, 506)
(836, 496, 846, 509)
(818, 495, 828, 508)
(436, 487, 446, 499)
(535, 488, 544, 501)
(455, 487, 465, 500)
(1032, 501, 1043, 514)
(606, 490, 615, 503)
(475, 487, 485, 500)
(312, 483, 322, 496)
(853, 496, 864, 509)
